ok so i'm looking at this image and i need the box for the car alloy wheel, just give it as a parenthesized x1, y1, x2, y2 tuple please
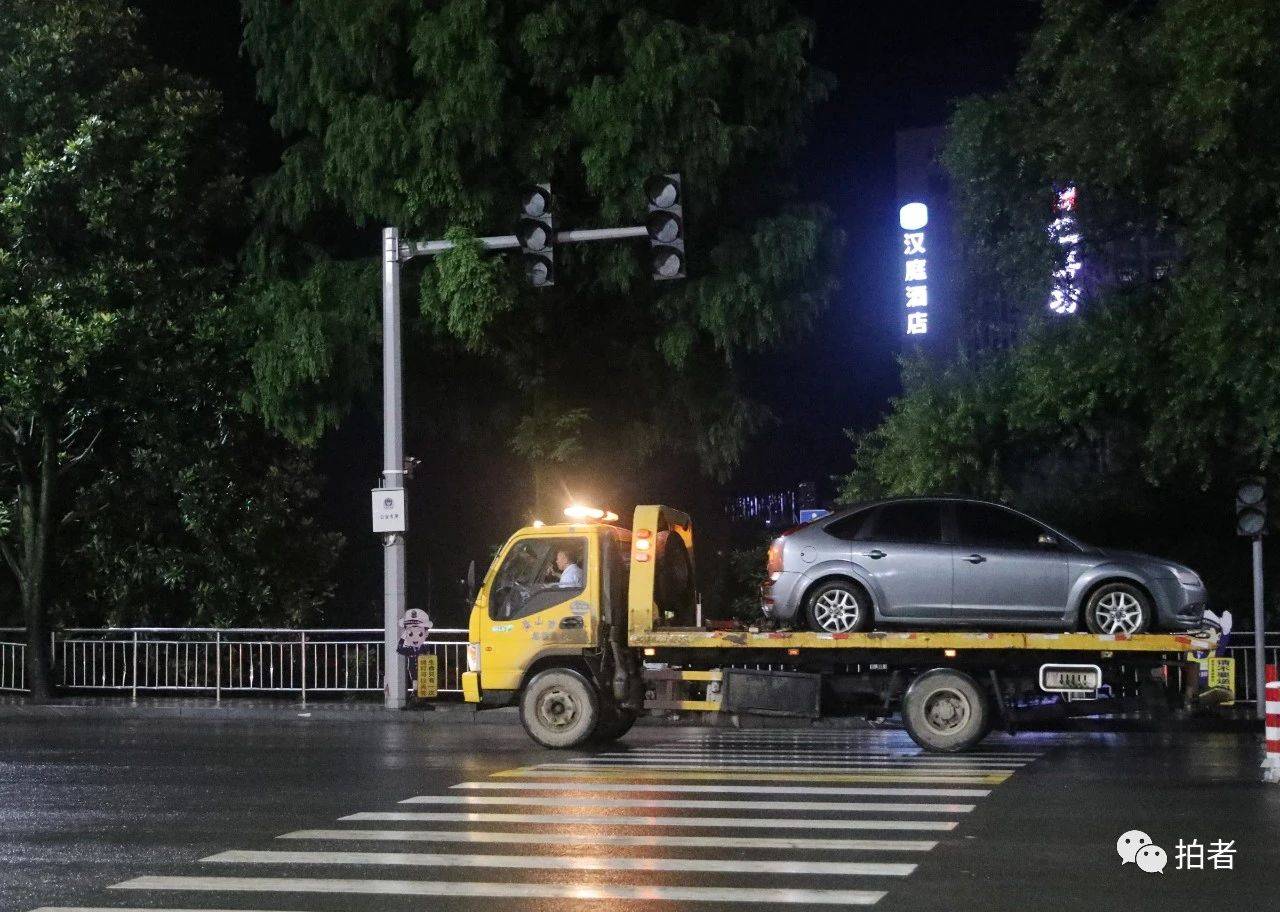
(1085, 583, 1152, 635)
(806, 582, 870, 633)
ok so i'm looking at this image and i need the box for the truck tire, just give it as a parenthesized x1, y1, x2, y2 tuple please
(902, 668, 990, 753)
(519, 668, 601, 749)
(593, 703, 639, 743)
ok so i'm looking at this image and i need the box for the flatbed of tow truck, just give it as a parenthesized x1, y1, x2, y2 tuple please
(464, 504, 1215, 751)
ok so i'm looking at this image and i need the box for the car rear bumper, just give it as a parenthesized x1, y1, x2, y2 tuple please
(761, 571, 805, 621)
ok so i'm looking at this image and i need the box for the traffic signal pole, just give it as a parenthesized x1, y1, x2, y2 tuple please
(382, 227, 407, 710)
(377, 186, 680, 709)
(1254, 535, 1265, 720)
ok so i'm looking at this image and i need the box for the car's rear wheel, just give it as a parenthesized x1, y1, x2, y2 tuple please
(902, 668, 991, 752)
(804, 580, 872, 633)
(1083, 582, 1152, 635)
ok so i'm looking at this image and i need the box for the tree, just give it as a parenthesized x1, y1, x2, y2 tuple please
(240, 0, 842, 517)
(843, 0, 1280, 620)
(0, 1, 340, 696)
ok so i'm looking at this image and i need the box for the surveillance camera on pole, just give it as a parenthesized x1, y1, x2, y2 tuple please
(517, 183, 554, 287)
(645, 173, 685, 280)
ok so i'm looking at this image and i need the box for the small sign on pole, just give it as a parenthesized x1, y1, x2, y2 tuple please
(372, 487, 407, 533)
(417, 654, 438, 699)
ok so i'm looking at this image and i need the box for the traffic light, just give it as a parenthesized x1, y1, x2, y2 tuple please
(517, 183, 554, 287)
(645, 173, 685, 280)
(1236, 477, 1267, 536)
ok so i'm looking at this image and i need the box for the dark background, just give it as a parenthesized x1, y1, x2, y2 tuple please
(129, 1, 1043, 627)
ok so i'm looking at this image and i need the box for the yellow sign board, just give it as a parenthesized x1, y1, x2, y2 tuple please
(1207, 656, 1235, 703)
(416, 654, 438, 699)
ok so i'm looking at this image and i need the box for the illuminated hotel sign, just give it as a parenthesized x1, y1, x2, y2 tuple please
(1048, 186, 1081, 315)
(899, 202, 929, 335)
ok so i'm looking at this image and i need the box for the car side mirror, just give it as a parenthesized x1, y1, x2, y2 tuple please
(1037, 533, 1058, 549)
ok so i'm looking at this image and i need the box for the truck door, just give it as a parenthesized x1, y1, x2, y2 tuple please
(480, 534, 596, 691)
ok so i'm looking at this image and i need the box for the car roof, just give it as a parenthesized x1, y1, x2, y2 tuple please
(816, 496, 1088, 548)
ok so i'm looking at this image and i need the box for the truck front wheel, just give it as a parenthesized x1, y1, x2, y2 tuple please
(519, 668, 601, 749)
(902, 668, 990, 753)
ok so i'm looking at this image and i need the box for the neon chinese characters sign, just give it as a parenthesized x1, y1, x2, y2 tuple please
(900, 202, 929, 335)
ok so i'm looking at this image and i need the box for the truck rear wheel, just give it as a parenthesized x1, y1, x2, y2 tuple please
(902, 668, 990, 753)
(519, 668, 601, 749)
(593, 703, 639, 743)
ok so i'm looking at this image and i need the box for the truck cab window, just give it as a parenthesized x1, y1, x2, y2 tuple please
(489, 537, 588, 621)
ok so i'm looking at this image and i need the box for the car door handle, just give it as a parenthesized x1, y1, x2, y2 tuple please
(963, 554, 987, 564)
(559, 616, 584, 629)
(866, 549, 887, 559)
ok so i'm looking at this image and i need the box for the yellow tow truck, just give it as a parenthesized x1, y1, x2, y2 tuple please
(462, 505, 1214, 751)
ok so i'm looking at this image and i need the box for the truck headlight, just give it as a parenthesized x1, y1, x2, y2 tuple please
(466, 643, 481, 672)
(1173, 568, 1203, 588)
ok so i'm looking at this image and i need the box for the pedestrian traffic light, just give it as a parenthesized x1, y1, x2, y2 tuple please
(1236, 477, 1267, 536)
(517, 183, 554, 287)
(645, 173, 685, 280)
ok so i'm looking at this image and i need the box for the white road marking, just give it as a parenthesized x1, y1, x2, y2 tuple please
(561, 756, 1026, 769)
(278, 828, 938, 852)
(110, 875, 886, 906)
(536, 760, 1013, 776)
(399, 794, 973, 813)
(490, 767, 1006, 784)
(340, 811, 956, 831)
(601, 749, 1028, 764)
(204, 848, 916, 877)
(451, 780, 992, 797)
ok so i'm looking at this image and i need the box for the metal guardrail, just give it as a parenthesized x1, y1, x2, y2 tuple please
(0, 628, 467, 699)
(0, 638, 24, 692)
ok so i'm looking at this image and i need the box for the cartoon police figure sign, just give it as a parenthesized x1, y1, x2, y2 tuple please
(396, 608, 433, 657)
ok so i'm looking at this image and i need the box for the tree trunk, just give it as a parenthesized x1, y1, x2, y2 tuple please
(16, 415, 57, 701)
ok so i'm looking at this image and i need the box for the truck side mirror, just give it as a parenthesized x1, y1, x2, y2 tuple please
(466, 560, 477, 603)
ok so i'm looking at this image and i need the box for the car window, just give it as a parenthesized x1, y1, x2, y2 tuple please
(488, 536, 587, 620)
(824, 510, 872, 541)
(868, 501, 943, 544)
(955, 502, 1046, 549)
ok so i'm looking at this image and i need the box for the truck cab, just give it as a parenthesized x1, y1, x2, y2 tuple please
(463, 505, 694, 746)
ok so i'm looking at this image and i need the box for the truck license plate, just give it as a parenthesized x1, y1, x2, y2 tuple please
(1039, 663, 1101, 693)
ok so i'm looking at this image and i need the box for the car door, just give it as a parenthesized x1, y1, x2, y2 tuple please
(951, 501, 1070, 625)
(856, 500, 952, 620)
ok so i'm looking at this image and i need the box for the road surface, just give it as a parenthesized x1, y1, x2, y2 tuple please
(2, 714, 1278, 911)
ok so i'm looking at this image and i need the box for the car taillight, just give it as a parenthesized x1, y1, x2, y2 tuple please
(466, 643, 480, 673)
(766, 537, 784, 574)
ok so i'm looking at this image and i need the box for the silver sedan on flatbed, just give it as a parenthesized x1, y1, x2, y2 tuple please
(761, 496, 1208, 635)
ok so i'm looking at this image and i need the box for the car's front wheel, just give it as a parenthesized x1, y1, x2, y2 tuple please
(805, 580, 872, 633)
(1083, 582, 1152, 635)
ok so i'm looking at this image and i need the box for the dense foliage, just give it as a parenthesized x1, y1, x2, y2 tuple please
(0, 1, 340, 692)
(241, 0, 843, 515)
(843, 0, 1280, 620)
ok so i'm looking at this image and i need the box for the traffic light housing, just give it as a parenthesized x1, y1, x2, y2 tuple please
(517, 183, 554, 287)
(645, 173, 685, 280)
(1236, 477, 1267, 536)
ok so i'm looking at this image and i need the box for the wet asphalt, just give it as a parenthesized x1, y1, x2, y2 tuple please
(2, 714, 1278, 912)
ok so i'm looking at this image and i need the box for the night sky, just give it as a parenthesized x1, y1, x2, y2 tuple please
(131, 0, 1042, 623)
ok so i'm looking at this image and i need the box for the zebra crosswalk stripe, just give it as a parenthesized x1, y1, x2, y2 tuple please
(340, 810, 957, 831)
(109, 875, 888, 906)
(398, 794, 975, 813)
(450, 779, 992, 797)
(203, 848, 917, 877)
(277, 828, 939, 852)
